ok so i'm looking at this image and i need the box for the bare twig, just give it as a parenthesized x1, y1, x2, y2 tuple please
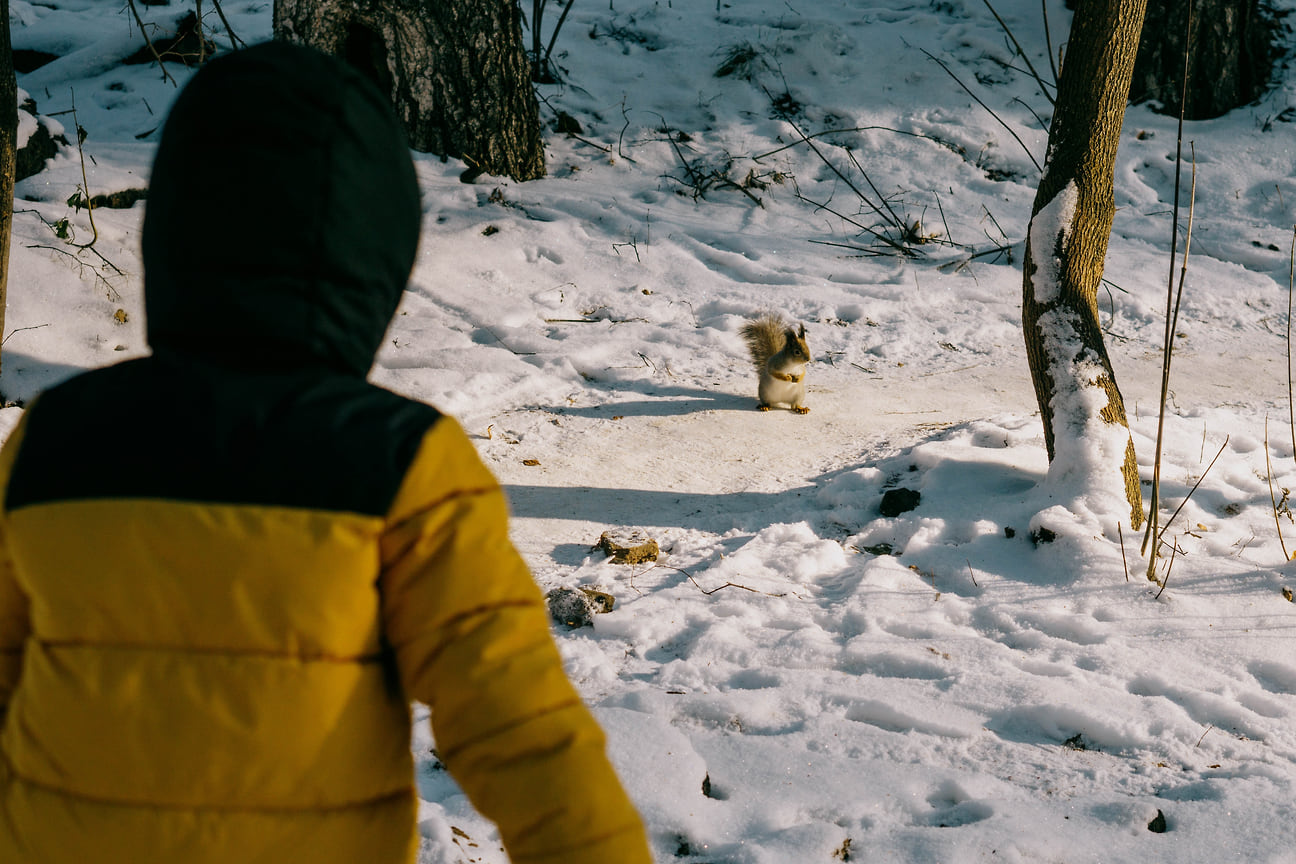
(1119, 522, 1130, 582)
(618, 97, 633, 159)
(1266, 418, 1292, 561)
(570, 133, 612, 153)
(934, 191, 956, 246)
(980, 204, 1011, 245)
(777, 119, 927, 254)
(843, 148, 905, 232)
(69, 97, 100, 251)
(753, 125, 942, 162)
(794, 192, 917, 256)
(195, 0, 206, 64)
(657, 119, 763, 207)
(1041, 0, 1060, 85)
(780, 113, 890, 221)
(981, 0, 1055, 104)
(1157, 436, 1227, 545)
(917, 46, 1042, 173)
(542, 0, 577, 78)
(1288, 224, 1295, 467)
(210, 0, 247, 51)
(126, 0, 177, 86)
(1154, 539, 1179, 599)
(936, 243, 1014, 272)
(1, 324, 51, 346)
(1012, 95, 1050, 131)
(612, 237, 641, 261)
(808, 240, 895, 257)
(1141, 3, 1197, 556)
(644, 563, 786, 597)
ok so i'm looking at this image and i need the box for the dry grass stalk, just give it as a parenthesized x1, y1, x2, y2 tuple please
(1142, 6, 1197, 557)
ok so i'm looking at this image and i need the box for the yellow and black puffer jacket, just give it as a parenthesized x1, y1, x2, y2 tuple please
(0, 42, 649, 864)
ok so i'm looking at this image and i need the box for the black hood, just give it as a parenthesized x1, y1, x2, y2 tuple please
(142, 41, 421, 377)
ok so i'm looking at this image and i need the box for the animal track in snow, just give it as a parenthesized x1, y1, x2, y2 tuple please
(523, 246, 565, 265)
(918, 780, 995, 828)
(1250, 660, 1296, 696)
(1126, 674, 1272, 741)
(843, 698, 979, 739)
(725, 668, 782, 691)
(1013, 609, 1109, 646)
(841, 650, 953, 682)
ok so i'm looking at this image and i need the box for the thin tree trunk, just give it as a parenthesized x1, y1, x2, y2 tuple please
(1022, 0, 1147, 532)
(0, 0, 14, 379)
(274, 0, 545, 182)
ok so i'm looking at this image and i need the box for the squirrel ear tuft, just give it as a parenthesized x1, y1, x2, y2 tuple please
(798, 323, 806, 339)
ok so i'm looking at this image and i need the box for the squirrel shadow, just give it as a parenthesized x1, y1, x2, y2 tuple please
(549, 383, 754, 419)
(504, 483, 804, 534)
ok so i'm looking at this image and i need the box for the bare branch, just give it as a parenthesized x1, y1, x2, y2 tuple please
(126, 0, 177, 86)
(981, 0, 1056, 105)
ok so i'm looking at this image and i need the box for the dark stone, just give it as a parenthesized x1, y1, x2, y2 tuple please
(13, 50, 59, 74)
(1031, 526, 1057, 545)
(546, 586, 594, 629)
(545, 586, 615, 629)
(91, 188, 149, 210)
(555, 111, 582, 134)
(596, 530, 659, 564)
(879, 487, 921, 517)
(1148, 809, 1168, 833)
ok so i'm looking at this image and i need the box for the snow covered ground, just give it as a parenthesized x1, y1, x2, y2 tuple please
(7, 1, 1296, 861)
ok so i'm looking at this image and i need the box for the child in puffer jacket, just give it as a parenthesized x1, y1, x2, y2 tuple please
(0, 41, 651, 864)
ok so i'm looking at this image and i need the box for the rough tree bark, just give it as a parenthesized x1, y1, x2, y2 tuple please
(1131, 0, 1275, 119)
(0, 0, 14, 380)
(274, 0, 545, 182)
(1066, 0, 1276, 120)
(1022, 0, 1147, 532)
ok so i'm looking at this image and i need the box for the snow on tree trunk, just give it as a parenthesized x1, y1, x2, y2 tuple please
(273, 0, 545, 182)
(1021, 0, 1147, 537)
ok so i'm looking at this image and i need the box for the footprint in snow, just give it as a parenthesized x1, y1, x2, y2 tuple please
(916, 780, 995, 828)
(1126, 674, 1272, 740)
(1249, 659, 1296, 696)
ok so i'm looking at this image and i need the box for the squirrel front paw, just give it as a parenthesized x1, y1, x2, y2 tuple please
(792, 406, 810, 414)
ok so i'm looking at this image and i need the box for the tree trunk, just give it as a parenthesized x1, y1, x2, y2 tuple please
(0, 0, 14, 380)
(274, 0, 545, 182)
(1130, 0, 1275, 119)
(1067, 0, 1276, 119)
(1022, 0, 1146, 533)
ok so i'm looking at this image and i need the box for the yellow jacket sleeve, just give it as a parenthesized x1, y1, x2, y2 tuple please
(0, 530, 26, 728)
(380, 419, 651, 864)
(0, 415, 31, 726)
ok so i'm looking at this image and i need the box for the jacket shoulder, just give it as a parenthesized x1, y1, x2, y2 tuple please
(6, 359, 444, 516)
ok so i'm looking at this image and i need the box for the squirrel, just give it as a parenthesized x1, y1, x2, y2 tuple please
(740, 313, 811, 414)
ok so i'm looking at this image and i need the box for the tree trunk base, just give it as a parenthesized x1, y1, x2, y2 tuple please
(274, 0, 545, 181)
